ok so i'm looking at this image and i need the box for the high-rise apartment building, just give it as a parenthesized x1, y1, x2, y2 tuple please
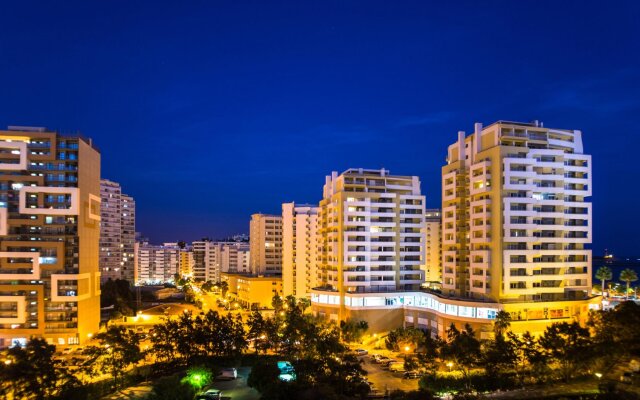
(442, 121, 592, 301)
(0, 126, 101, 347)
(249, 214, 282, 275)
(99, 179, 135, 283)
(192, 240, 214, 282)
(318, 169, 426, 316)
(312, 128, 598, 335)
(423, 209, 442, 284)
(282, 202, 319, 298)
(179, 246, 194, 278)
(134, 242, 180, 284)
(192, 240, 250, 282)
(218, 242, 250, 274)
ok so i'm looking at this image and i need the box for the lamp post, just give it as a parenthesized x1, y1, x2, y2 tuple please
(447, 361, 453, 372)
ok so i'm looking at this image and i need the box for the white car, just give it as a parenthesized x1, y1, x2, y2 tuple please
(195, 389, 222, 400)
(218, 367, 237, 380)
(355, 349, 368, 356)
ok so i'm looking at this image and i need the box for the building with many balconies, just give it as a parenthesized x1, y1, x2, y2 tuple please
(0, 126, 101, 347)
(315, 168, 426, 321)
(249, 214, 282, 275)
(442, 121, 592, 302)
(282, 202, 319, 298)
(99, 179, 135, 283)
(423, 209, 442, 284)
(134, 242, 180, 284)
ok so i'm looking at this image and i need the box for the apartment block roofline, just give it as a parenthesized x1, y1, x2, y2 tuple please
(5, 125, 101, 152)
(483, 120, 577, 133)
(339, 167, 415, 179)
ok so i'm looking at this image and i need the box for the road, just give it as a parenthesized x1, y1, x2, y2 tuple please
(101, 367, 260, 400)
(210, 367, 260, 400)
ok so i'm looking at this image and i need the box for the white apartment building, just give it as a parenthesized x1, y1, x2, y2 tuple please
(423, 209, 442, 284)
(282, 202, 319, 298)
(442, 121, 592, 302)
(249, 214, 283, 275)
(192, 240, 250, 282)
(99, 179, 135, 283)
(319, 168, 426, 298)
(135, 242, 180, 284)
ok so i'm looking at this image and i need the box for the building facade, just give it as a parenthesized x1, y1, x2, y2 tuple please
(221, 272, 283, 309)
(423, 209, 442, 284)
(316, 168, 426, 320)
(218, 242, 250, 274)
(99, 179, 135, 283)
(282, 202, 319, 298)
(135, 242, 180, 284)
(192, 240, 250, 282)
(179, 246, 194, 278)
(442, 121, 592, 302)
(249, 213, 282, 275)
(0, 126, 101, 347)
(312, 123, 598, 337)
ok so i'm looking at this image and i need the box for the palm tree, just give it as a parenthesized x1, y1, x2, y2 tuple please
(493, 310, 512, 337)
(619, 268, 638, 300)
(595, 266, 612, 296)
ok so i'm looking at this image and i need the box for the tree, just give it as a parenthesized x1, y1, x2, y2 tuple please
(482, 333, 516, 376)
(440, 324, 481, 387)
(619, 268, 638, 299)
(247, 310, 271, 354)
(271, 294, 284, 313)
(506, 331, 547, 384)
(339, 319, 369, 343)
(595, 266, 613, 296)
(219, 280, 229, 298)
(87, 326, 143, 388)
(148, 374, 196, 400)
(538, 322, 593, 381)
(416, 330, 442, 377)
(385, 326, 424, 352)
(201, 280, 215, 292)
(247, 359, 281, 393)
(493, 310, 512, 337)
(589, 301, 640, 360)
(0, 338, 82, 400)
(100, 279, 136, 316)
(183, 367, 212, 391)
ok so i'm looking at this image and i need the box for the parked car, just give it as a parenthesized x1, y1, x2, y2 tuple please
(376, 356, 392, 365)
(60, 347, 74, 355)
(354, 349, 368, 356)
(217, 367, 237, 380)
(195, 389, 222, 400)
(620, 371, 634, 383)
(389, 362, 406, 372)
(383, 360, 402, 369)
(403, 370, 423, 379)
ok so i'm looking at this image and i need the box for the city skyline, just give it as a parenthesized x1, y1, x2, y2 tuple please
(1, 1, 639, 255)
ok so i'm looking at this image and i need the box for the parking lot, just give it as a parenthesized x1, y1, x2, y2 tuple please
(359, 353, 420, 394)
(206, 367, 260, 400)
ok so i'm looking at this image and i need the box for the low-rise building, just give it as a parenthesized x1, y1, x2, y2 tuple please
(221, 272, 283, 309)
(311, 288, 600, 337)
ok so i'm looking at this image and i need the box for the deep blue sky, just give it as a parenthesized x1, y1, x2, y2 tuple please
(1, 1, 638, 255)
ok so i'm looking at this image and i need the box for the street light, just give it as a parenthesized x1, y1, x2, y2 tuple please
(447, 362, 453, 372)
(595, 372, 603, 379)
(404, 345, 411, 353)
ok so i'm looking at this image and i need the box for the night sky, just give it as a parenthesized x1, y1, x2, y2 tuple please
(1, 1, 638, 255)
